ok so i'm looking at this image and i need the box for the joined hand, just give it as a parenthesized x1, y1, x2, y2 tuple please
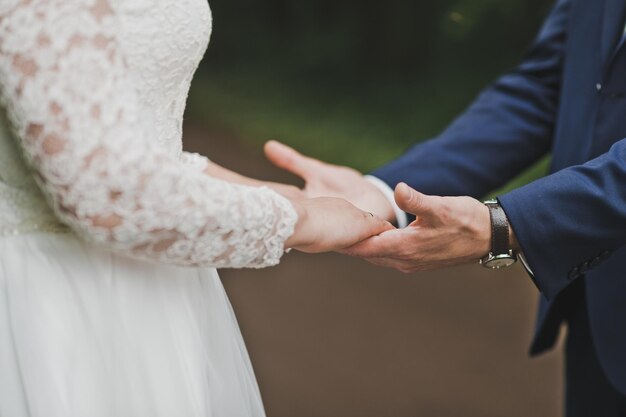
(205, 142, 499, 267)
(263, 142, 500, 272)
(343, 183, 492, 272)
(264, 141, 397, 223)
(202, 155, 394, 254)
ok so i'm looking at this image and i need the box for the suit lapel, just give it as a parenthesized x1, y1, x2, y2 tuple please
(601, 0, 626, 68)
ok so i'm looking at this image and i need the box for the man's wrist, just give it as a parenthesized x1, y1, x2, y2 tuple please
(509, 225, 521, 252)
(476, 202, 492, 258)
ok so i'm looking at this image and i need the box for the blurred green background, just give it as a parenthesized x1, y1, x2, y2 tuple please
(188, 0, 553, 193)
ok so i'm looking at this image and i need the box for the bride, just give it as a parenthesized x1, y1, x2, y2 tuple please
(0, 0, 392, 416)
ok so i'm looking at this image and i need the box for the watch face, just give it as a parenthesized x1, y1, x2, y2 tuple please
(485, 256, 517, 269)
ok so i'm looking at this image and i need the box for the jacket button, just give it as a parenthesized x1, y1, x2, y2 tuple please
(596, 83, 603, 92)
(568, 267, 581, 280)
(579, 261, 591, 273)
(590, 257, 602, 268)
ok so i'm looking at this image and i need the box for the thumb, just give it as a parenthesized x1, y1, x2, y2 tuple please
(394, 183, 437, 218)
(264, 140, 320, 179)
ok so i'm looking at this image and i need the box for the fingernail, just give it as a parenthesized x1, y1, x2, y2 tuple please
(396, 183, 411, 199)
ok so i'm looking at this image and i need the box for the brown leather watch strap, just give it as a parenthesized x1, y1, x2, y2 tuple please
(486, 202, 510, 256)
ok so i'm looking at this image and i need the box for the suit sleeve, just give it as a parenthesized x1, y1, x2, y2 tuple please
(499, 141, 626, 300)
(372, 0, 571, 198)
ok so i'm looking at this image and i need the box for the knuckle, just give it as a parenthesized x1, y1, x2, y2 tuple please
(402, 264, 420, 274)
(339, 166, 359, 177)
(398, 246, 419, 261)
(436, 201, 451, 220)
(408, 190, 420, 208)
(306, 156, 323, 168)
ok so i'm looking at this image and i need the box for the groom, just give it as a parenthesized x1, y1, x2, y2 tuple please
(264, 0, 626, 414)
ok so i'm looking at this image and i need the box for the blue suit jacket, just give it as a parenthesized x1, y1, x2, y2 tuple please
(373, 0, 626, 394)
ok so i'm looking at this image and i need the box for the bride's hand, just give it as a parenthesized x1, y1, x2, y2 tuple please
(285, 198, 395, 253)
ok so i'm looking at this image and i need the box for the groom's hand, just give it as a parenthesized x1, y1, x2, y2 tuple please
(264, 141, 397, 222)
(343, 183, 493, 273)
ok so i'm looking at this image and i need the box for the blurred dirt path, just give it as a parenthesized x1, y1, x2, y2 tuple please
(184, 123, 563, 417)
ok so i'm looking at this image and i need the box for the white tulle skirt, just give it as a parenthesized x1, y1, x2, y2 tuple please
(0, 232, 266, 417)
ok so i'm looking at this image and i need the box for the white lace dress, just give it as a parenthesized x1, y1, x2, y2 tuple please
(0, 1, 298, 416)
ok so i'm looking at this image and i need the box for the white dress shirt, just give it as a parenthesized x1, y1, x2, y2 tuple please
(364, 176, 408, 228)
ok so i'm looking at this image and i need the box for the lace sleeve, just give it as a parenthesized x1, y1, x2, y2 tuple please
(181, 151, 210, 172)
(0, 0, 297, 268)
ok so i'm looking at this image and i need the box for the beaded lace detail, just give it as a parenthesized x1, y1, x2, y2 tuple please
(0, 0, 297, 268)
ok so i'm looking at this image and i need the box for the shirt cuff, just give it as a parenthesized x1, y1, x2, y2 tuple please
(364, 175, 409, 228)
(518, 252, 534, 276)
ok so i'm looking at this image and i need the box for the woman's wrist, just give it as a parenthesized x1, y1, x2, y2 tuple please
(285, 199, 310, 249)
(203, 161, 257, 186)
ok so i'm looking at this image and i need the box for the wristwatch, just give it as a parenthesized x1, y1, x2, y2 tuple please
(480, 199, 517, 269)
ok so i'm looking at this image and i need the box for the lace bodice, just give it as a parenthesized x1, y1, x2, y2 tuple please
(0, 0, 298, 268)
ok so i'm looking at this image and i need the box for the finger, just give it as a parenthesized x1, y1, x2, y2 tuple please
(367, 215, 396, 236)
(342, 229, 404, 258)
(362, 257, 410, 271)
(394, 183, 438, 218)
(337, 250, 414, 272)
(264, 140, 323, 179)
